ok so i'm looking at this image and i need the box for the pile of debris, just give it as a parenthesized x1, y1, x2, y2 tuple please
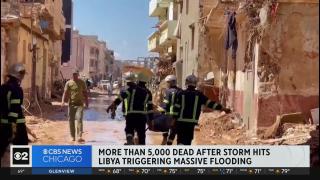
(198, 111, 318, 145)
(197, 111, 319, 166)
(197, 112, 247, 145)
(157, 60, 174, 80)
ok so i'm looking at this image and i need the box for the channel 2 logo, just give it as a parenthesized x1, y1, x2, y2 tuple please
(10, 146, 32, 167)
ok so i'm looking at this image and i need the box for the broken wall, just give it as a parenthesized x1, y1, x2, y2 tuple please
(257, 3, 319, 127)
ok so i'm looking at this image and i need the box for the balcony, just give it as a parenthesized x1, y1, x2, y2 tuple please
(149, 0, 170, 17)
(159, 20, 177, 46)
(148, 31, 161, 52)
(2, 1, 21, 17)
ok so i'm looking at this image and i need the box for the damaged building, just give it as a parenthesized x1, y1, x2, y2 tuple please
(197, 0, 319, 133)
(149, 0, 319, 134)
(1, 0, 65, 101)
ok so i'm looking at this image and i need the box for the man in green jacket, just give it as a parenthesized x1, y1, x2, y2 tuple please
(62, 69, 89, 143)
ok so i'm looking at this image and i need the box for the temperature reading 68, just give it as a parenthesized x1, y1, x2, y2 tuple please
(281, 169, 290, 174)
(197, 169, 205, 174)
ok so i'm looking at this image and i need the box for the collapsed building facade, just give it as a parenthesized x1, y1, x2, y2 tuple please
(188, 0, 319, 132)
(149, 0, 319, 133)
(1, 0, 65, 100)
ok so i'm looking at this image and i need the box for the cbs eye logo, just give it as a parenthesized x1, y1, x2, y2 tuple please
(12, 147, 30, 165)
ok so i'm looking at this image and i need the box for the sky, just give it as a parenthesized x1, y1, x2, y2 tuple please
(73, 0, 158, 60)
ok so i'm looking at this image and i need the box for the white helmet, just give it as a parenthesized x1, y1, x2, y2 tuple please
(185, 74, 197, 87)
(8, 63, 26, 81)
(123, 72, 137, 83)
(165, 75, 177, 82)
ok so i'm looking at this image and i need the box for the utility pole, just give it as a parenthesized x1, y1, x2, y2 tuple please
(30, 0, 37, 103)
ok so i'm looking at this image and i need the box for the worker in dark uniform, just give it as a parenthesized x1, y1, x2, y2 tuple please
(107, 72, 152, 145)
(173, 74, 231, 145)
(136, 72, 154, 125)
(160, 75, 181, 145)
(0, 63, 28, 162)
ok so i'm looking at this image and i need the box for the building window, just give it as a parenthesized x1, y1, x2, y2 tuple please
(90, 59, 95, 67)
(186, 0, 189, 15)
(191, 25, 195, 50)
(90, 47, 95, 55)
(22, 40, 26, 63)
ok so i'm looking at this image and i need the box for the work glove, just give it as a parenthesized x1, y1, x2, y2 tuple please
(106, 104, 116, 119)
(106, 103, 115, 113)
(111, 111, 116, 119)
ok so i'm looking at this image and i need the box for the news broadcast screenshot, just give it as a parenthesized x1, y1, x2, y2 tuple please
(0, 0, 319, 177)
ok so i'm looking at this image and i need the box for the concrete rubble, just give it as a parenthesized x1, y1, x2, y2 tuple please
(197, 111, 319, 166)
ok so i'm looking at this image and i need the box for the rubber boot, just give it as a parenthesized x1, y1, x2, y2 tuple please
(124, 135, 134, 145)
(161, 132, 168, 145)
(167, 139, 173, 145)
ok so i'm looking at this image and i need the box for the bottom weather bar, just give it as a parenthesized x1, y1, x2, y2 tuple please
(9, 145, 310, 175)
(10, 168, 309, 175)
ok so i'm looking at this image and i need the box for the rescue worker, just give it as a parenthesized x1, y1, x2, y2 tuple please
(0, 63, 28, 162)
(160, 75, 181, 145)
(136, 73, 154, 124)
(173, 74, 231, 145)
(107, 72, 152, 145)
(61, 69, 89, 143)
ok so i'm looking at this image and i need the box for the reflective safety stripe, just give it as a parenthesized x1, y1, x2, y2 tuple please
(16, 118, 26, 123)
(169, 93, 176, 115)
(193, 96, 199, 120)
(144, 94, 149, 112)
(1, 119, 9, 124)
(129, 89, 136, 112)
(126, 134, 133, 137)
(165, 112, 178, 116)
(8, 112, 19, 118)
(174, 104, 181, 108)
(7, 91, 12, 109)
(205, 99, 211, 107)
(163, 99, 169, 104)
(11, 99, 21, 104)
(124, 91, 131, 115)
(148, 101, 153, 104)
(177, 118, 198, 123)
(179, 95, 185, 119)
(127, 111, 147, 114)
(177, 95, 199, 123)
(213, 103, 218, 110)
